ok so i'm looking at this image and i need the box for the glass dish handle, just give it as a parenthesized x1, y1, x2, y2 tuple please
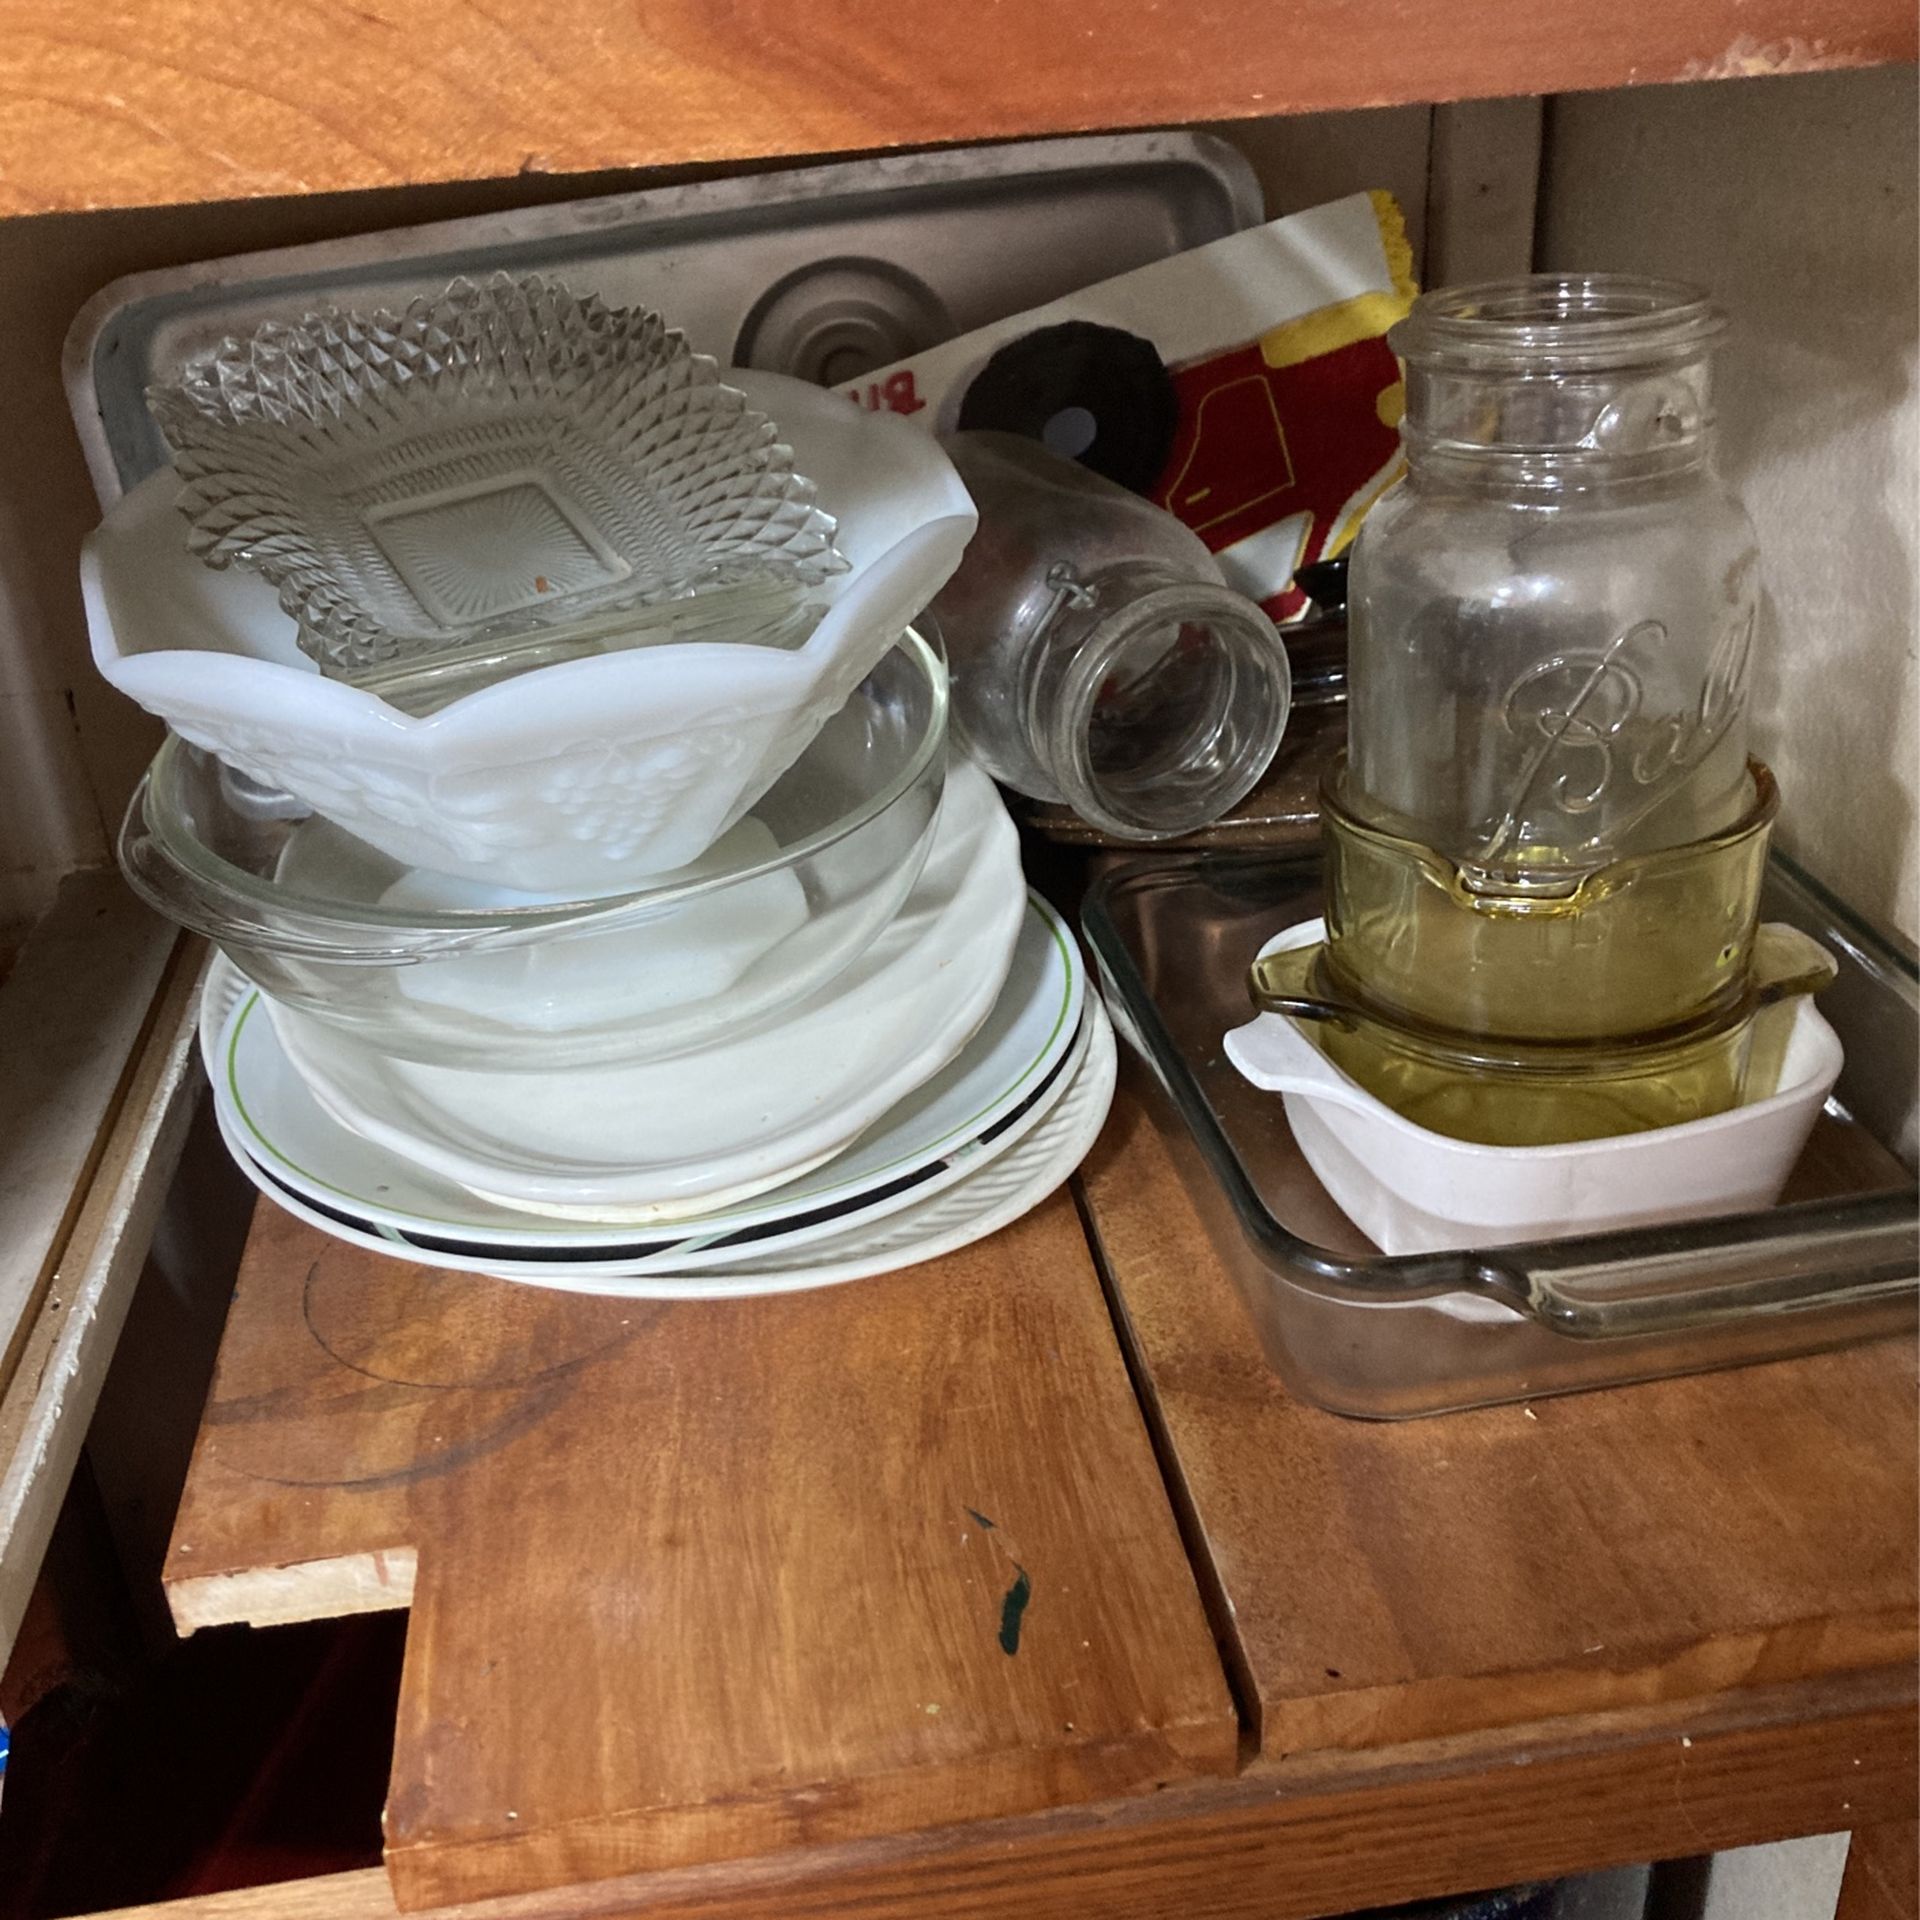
(1487, 1195, 1919, 1339)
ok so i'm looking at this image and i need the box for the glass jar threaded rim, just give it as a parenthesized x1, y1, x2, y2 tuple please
(1389, 274, 1731, 485)
(1390, 274, 1727, 377)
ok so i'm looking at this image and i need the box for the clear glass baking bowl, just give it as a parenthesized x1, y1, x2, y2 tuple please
(121, 630, 947, 1070)
(1248, 920, 1836, 1144)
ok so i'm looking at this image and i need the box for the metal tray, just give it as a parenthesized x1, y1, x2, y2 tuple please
(64, 131, 1261, 504)
(1084, 850, 1919, 1419)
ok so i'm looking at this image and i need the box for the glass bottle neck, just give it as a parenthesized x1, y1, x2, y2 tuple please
(1020, 560, 1290, 840)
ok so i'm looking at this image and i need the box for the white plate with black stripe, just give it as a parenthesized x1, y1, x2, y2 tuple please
(203, 890, 1085, 1268)
(213, 1002, 1115, 1298)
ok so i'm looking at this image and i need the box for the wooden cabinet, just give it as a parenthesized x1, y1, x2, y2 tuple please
(0, 0, 1910, 217)
(0, 8, 1914, 1917)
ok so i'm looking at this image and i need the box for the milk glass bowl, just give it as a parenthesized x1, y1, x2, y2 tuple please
(122, 632, 946, 1070)
(87, 370, 977, 892)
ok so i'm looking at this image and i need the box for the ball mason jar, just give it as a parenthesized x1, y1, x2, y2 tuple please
(1348, 275, 1761, 899)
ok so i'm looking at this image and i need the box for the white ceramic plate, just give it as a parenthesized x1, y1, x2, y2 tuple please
(214, 1003, 1091, 1280)
(213, 1002, 1117, 1298)
(264, 761, 1024, 1221)
(203, 882, 1085, 1257)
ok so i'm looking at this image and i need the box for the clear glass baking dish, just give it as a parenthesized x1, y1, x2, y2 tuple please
(121, 631, 945, 1072)
(1082, 849, 1918, 1418)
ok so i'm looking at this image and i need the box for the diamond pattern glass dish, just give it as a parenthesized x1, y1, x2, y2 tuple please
(149, 274, 846, 675)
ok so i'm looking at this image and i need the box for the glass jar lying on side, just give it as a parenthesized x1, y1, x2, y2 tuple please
(930, 431, 1291, 840)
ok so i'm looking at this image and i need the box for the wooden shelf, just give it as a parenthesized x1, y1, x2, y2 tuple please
(0, 0, 1913, 218)
(160, 1191, 1237, 1911)
(122, 1101, 1918, 1918)
(82, 1674, 1920, 1918)
(1081, 1089, 1920, 1762)
(3, 5, 1915, 1913)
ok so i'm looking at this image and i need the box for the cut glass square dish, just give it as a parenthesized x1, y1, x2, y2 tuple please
(148, 274, 846, 675)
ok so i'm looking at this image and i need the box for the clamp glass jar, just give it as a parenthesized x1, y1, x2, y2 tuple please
(929, 432, 1291, 840)
(1348, 276, 1760, 897)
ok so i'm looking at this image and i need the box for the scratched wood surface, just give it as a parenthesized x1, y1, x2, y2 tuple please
(163, 1189, 1236, 1911)
(0, 0, 1913, 217)
(1838, 1821, 1920, 1920)
(1079, 1085, 1920, 1761)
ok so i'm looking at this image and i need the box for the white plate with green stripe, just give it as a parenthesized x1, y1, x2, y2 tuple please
(211, 1003, 1114, 1297)
(204, 890, 1085, 1264)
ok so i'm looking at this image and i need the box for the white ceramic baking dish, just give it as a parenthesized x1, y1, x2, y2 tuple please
(1225, 918, 1844, 1255)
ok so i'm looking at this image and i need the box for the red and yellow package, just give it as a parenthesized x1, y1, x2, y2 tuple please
(840, 190, 1416, 622)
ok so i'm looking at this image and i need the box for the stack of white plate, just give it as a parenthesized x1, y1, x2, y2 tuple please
(90, 281, 1115, 1292)
(202, 762, 1115, 1297)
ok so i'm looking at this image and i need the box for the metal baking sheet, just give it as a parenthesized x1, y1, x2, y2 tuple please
(64, 132, 1262, 505)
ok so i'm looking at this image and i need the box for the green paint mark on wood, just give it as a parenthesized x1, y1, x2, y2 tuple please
(998, 1566, 1032, 1655)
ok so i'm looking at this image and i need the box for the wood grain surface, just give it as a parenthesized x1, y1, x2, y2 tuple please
(1079, 1085, 1920, 1760)
(80, 1670, 1920, 1920)
(164, 1190, 1236, 1910)
(0, 918, 200, 1669)
(0, 0, 1913, 217)
(1840, 1822, 1920, 1920)
(0, 873, 175, 1391)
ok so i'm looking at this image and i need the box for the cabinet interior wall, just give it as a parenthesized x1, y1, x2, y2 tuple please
(0, 70, 1911, 953)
